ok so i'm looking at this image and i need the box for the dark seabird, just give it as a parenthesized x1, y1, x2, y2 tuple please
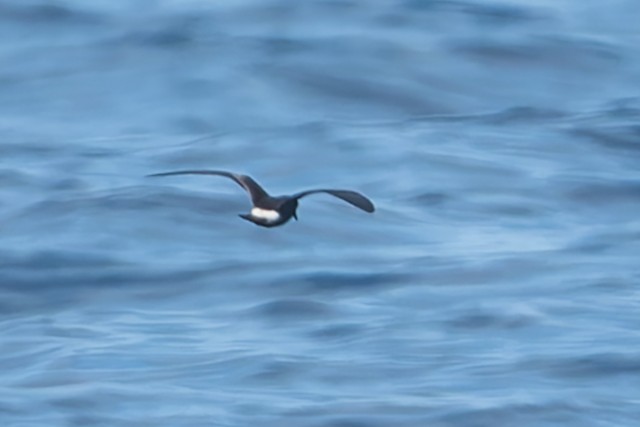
(147, 170, 375, 227)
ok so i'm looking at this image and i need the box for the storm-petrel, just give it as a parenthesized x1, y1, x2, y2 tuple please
(147, 170, 375, 227)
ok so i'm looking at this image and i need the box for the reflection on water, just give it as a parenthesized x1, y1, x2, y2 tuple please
(1, 1, 639, 426)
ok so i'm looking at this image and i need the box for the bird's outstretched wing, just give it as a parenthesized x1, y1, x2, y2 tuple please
(293, 189, 375, 213)
(147, 170, 269, 204)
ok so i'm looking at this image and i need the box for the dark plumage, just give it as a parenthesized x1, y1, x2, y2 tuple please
(147, 170, 375, 227)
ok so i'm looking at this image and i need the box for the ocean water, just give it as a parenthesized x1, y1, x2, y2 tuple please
(1, 1, 639, 426)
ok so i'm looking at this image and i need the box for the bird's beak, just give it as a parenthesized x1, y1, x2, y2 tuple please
(293, 212, 298, 221)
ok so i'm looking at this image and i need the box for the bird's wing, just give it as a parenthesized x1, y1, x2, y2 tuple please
(293, 189, 375, 213)
(147, 170, 269, 204)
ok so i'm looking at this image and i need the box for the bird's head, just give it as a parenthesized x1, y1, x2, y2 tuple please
(281, 199, 299, 221)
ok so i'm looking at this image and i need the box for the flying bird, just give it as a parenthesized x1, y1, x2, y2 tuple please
(147, 170, 375, 227)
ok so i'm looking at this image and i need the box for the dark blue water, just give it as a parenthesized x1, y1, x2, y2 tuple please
(1, 1, 639, 426)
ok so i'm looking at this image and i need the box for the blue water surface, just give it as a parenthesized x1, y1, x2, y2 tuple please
(1, 1, 639, 426)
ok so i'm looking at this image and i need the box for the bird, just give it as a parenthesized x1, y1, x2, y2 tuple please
(147, 170, 375, 227)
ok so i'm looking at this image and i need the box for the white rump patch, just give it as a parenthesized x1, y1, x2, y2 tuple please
(251, 207, 280, 222)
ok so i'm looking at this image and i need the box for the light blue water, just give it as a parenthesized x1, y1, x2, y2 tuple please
(1, 1, 639, 426)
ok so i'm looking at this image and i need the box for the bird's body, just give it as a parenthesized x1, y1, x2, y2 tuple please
(250, 207, 281, 223)
(147, 170, 374, 227)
